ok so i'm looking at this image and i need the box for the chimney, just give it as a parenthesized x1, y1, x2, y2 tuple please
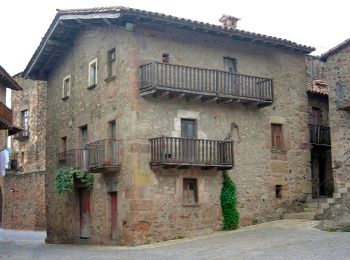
(219, 15, 240, 29)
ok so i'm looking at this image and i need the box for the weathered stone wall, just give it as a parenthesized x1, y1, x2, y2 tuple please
(45, 23, 311, 245)
(0, 170, 45, 230)
(326, 44, 350, 190)
(11, 76, 47, 172)
(307, 94, 329, 125)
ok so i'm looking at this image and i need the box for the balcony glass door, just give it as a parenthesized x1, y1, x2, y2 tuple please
(81, 126, 88, 171)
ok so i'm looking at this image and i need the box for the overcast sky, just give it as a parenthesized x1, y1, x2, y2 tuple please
(1, 0, 349, 75)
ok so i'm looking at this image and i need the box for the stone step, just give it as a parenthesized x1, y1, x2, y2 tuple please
(339, 188, 348, 194)
(304, 207, 317, 212)
(306, 202, 328, 208)
(327, 198, 334, 204)
(345, 183, 350, 188)
(316, 208, 324, 215)
(284, 212, 316, 220)
(333, 193, 341, 199)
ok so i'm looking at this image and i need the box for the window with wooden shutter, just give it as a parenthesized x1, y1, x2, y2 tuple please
(183, 178, 198, 204)
(271, 124, 283, 149)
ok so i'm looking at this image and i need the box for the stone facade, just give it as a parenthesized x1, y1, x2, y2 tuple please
(324, 43, 350, 189)
(0, 170, 46, 230)
(11, 75, 47, 172)
(26, 9, 314, 245)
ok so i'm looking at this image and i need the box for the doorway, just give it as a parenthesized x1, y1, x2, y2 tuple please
(79, 188, 91, 239)
(110, 192, 117, 240)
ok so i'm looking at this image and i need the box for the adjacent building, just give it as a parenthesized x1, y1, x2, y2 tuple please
(0, 65, 22, 227)
(24, 7, 316, 245)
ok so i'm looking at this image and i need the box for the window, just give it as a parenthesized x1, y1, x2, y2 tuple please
(224, 57, 237, 73)
(62, 75, 71, 99)
(61, 137, 67, 153)
(162, 53, 169, 63)
(183, 178, 198, 204)
(109, 120, 116, 139)
(107, 48, 116, 78)
(181, 119, 196, 139)
(80, 126, 88, 150)
(271, 124, 283, 149)
(275, 185, 282, 199)
(21, 110, 29, 132)
(88, 59, 97, 88)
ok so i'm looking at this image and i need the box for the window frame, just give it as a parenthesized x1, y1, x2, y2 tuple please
(62, 75, 71, 99)
(107, 48, 116, 78)
(271, 123, 283, 150)
(21, 109, 29, 131)
(183, 178, 198, 204)
(88, 59, 98, 89)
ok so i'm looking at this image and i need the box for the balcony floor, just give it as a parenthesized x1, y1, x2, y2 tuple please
(150, 161, 233, 170)
(140, 86, 272, 107)
(89, 165, 121, 173)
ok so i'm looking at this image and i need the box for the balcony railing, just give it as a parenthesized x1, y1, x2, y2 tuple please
(87, 139, 120, 172)
(0, 101, 13, 128)
(58, 149, 88, 171)
(140, 62, 273, 106)
(150, 136, 234, 169)
(309, 124, 331, 146)
(58, 139, 120, 173)
(13, 129, 29, 141)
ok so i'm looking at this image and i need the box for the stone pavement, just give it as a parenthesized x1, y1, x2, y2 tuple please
(1, 219, 350, 260)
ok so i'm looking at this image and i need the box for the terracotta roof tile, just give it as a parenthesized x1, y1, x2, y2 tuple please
(306, 80, 328, 96)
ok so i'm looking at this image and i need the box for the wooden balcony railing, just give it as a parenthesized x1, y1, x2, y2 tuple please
(87, 139, 120, 172)
(150, 136, 234, 169)
(140, 62, 273, 106)
(0, 101, 13, 125)
(58, 149, 88, 171)
(309, 124, 331, 146)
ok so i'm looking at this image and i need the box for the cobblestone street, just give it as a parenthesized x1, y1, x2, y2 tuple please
(1, 220, 350, 260)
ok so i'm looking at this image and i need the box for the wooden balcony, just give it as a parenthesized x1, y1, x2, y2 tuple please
(309, 124, 331, 146)
(58, 139, 121, 173)
(87, 139, 120, 173)
(0, 101, 13, 129)
(140, 62, 273, 107)
(150, 136, 234, 170)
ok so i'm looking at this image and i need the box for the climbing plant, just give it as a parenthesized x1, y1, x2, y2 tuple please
(54, 167, 94, 194)
(220, 170, 240, 230)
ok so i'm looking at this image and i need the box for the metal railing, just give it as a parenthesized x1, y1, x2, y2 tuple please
(58, 149, 88, 171)
(87, 139, 120, 169)
(140, 62, 273, 101)
(150, 136, 234, 167)
(309, 124, 331, 145)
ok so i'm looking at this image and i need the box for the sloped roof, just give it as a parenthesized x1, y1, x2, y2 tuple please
(24, 6, 315, 80)
(0, 65, 22, 90)
(306, 80, 328, 96)
(320, 38, 350, 61)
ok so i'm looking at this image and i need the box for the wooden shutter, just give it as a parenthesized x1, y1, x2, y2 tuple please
(271, 124, 282, 149)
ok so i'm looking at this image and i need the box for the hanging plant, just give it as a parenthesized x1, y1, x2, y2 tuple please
(220, 170, 240, 230)
(54, 167, 94, 194)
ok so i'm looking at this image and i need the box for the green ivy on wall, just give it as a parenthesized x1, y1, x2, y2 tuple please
(54, 167, 94, 194)
(220, 170, 240, 230)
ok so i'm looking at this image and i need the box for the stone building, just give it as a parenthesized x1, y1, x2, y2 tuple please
(0, 75, 47, 230)
(0, 65, 22, 227)
(24, 7, 315, 245)
(318, 39, 350, 226)
(305, 56, 333, 199)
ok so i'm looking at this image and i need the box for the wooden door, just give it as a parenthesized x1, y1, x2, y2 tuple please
(79, 188, 91, 239)
(181, 119, 196, 162)
(312, 107, 321, 125)
(111, 192, 118, 240)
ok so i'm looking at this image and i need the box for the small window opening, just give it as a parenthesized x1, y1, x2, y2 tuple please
(271, 124, 283, 149)
(275, 185, 282, 199)
(107, 48, 116, 78)
(183, 178, 198, 204)
(162, 53, 169, 63)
